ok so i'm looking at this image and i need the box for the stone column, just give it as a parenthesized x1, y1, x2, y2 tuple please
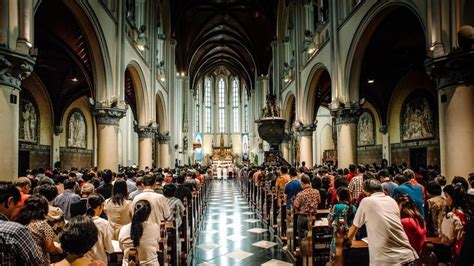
(379, 125, 391, 164)
(157, 133, 171, 168)
(94, 107, 126, 172)
(332, 107, 362, 169)
(0, 49, 35, 181)
(281, 133, 291, 162)
(425, 40, 474, 181)
(136, 126, 156, 170)
(297, 124, 316, 167)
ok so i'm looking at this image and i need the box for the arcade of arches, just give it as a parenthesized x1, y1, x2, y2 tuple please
(1, 0, 473, 265)
(1, 0, 472, 182)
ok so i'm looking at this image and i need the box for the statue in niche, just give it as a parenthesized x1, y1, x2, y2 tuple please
(21, 101, 37, 142)
(68, 111, 86, 148)
(358, 111, 374, 146)
(126, 0, 135, 23)
(402, 95, 434, 141)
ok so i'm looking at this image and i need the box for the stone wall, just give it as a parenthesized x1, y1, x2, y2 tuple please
(19, 143, 51, 169)
(357, 145, 383, 165)
(60, 147, 93, 169)
(391, 140, 440, 167)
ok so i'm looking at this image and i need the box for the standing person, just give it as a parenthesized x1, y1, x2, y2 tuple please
(378, 170, 398, 196)
(425, 181, 447, 236)
(395, 194, 426, 255)
(132, 174, 171, 225)
(348, 165, 365, 204)
(130, 176, 145, 200)
(13, 177, 31, 219)
(96, 170, 113, 199)
(440, 184, 468, 263)
(53, 179, 81, 220)
(347, 179, 418, 265)
(35, 184, 64, 235)
(284, 167, 302, 209)
(292, 175, 320, 239)
(104, 180, 133, 240)
(70, 182, 95, 218)
(119, 200, 160, 265)
(328, 187, 357, 262)
(163, 184, 185, 228)
(275, 166, 291, 203)
(84, 194, 114, 264)
(0, 184, 44, 265)
(392, 169, 424, 217)
(346, 164, 357, 182)
(16, 194, 62, 265)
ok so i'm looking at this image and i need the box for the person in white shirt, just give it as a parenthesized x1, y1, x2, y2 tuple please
(132, 175, 171, 225)
(119, 200, 160, 265)
(84, 193, 114, 264)
(347, 179, 418, 266)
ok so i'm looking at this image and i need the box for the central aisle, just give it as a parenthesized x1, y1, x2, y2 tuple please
(192, 180, 293, 265)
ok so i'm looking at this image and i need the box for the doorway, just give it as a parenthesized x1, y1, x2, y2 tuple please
(18, 150, 30, 177)
(410, 147, 427, 170)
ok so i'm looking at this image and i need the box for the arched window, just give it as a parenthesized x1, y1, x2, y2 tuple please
(195, 85, 200, 132)
(218, 78, 225, 133)
(204, 77, 211, 133)
(232, 78, 239, 133)
(244, 87, 249, 133)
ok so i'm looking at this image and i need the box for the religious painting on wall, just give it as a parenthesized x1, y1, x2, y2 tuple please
(67, 109, 87, 148)
(194, 132, 203, 162)
(242, 133, 249, 161)
(401, 92, 435, 142)
(358, 111, 375, 146)
(19, 94, 39, 143)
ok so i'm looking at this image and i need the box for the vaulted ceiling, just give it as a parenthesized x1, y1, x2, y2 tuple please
(170, 0, 278, 92)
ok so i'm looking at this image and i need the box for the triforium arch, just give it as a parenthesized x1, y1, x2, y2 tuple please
(282, 92, 296, 131)
(302, 64, 331, 125)
(345, 2, 428, 102)
(156, 91, 169, 133)
(125, 62, 148, 126)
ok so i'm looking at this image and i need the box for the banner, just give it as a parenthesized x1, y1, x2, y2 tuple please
(193, 132, 203, 162)
(242, 133, 249, 161)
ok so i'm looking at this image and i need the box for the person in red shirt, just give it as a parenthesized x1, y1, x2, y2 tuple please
(346, 164, 357, 182)
(395, 194, 426, 255)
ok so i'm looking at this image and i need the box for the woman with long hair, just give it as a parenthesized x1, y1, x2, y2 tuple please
(441, 183, 469, 263)
(395, 194, 426, 255)
(17, 194, 63, 265)
(84, 193, 114, 264)
(327, 186, 357, 262)
(104, 179, 133, 239)
(119, 200, 161, 265)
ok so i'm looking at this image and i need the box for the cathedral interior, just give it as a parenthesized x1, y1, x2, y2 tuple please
(0, 0, 473, 265)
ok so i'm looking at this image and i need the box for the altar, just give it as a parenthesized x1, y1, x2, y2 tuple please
(210, 134, 234, 178)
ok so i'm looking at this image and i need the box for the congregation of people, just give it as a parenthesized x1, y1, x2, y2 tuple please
(244, 162, 474, 265)
(0, 166, 207, 266)
(1, 161, 473, 265)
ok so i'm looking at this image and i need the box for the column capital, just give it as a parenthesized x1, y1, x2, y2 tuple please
(425, 48, 474, 90)
(135, 126, 157, 139)
(331, 107, 363, 125)
(296, 124, 316, 136)
(54, 126, 63, 136)
(157, 132, 171, 144)
(0, 48, 35, 89)
(93, 106, 127, 125)
(282, 132, 293, 143)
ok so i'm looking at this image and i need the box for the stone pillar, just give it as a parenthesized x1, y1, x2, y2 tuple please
(157, 133, 171, 168)
(297, 124, 316, 167)
(281, 133, 291, 162)
(0, 49, 35, 181)
(332, 107, 362, 169)
(94, 107, 126, 172)
(425, 43, 474, 181)
(136, 126, 156, 170)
